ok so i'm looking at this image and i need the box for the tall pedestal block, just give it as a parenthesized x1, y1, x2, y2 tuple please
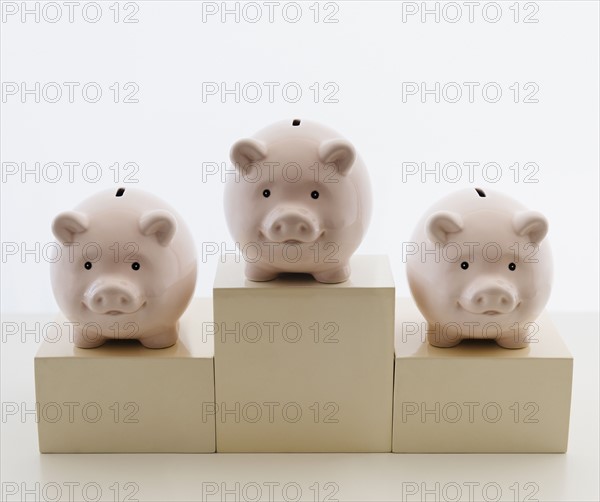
(35, 298, 215, 453)
(392, 298, 573, 453)
(213, 255, 395, 452)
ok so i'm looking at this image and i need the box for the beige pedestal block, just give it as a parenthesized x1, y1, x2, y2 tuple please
(393, 298, 573, 453)
(213, 255, 395, 452)
(35, 298, 215, 453)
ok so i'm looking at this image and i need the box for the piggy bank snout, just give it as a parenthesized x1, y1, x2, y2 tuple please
(264, 208, 321, 243)
(461, 279, 519, 314)
(84, 279, 144, 314)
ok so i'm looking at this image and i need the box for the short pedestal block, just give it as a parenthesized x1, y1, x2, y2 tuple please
(392, 298, 573, 453)
(35, 298, 215, 453)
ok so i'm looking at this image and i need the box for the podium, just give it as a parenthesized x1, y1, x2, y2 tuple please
(392, 298, 573, 453)
(213, 255, 395, 452)
(34, 263, 573, 453)
(34, 298, 215, 453)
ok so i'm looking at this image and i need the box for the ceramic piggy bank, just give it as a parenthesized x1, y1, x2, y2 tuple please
(406, 188, 552, 349)
(50, 188, 197, 349)
(224, 119, 372, 283)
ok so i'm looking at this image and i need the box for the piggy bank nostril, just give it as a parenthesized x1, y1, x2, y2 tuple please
(471, 289, 516, 311)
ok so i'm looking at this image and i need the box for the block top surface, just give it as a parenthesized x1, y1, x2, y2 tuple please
(395, 298, 572, 360)
(213, 254, 394, 290)
(35, 298, 214, 359)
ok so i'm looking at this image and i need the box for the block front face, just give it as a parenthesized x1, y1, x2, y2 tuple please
(393, 299, 573, 453)
(36, 358, 214, 453)
(213, 256, 395, 452)
(35, 298, 215, 453)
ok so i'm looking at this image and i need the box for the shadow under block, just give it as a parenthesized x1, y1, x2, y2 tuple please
(213, 255, 395, 452)
(34, 298, 215, 453)
(392, 298, 573, 453)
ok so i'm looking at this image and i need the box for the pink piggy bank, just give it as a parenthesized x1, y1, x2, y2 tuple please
(406, 188, 552, 349)
(50, 188, 197, 349)
(225, 119, 372, 283)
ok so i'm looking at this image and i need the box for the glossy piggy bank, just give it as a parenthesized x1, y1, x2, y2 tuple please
(406, 188, 552, 349)
(50, 188, 197, 349)
(225, 119, 372, 283)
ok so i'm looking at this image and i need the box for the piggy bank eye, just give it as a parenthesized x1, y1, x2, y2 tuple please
(84, 261, 92, 270)
(262, 189, 271, 198)
(311, 190, 319, 200)
(508, 262, 516, 271)
(131, 262, 141, 271)
(460, 261, 469, 270)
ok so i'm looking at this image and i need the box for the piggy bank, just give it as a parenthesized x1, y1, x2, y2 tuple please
(225, 118, 372, 283)
(50, 187, 197, 349)
(406, 188, 552, 349)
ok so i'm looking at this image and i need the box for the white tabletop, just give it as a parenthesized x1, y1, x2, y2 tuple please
(1, 308, 597, 502)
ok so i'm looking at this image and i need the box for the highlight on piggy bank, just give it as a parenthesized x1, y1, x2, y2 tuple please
(224, 118, 372, 284)
(406, 187, 552, 349)
(50, 187, 197, 349)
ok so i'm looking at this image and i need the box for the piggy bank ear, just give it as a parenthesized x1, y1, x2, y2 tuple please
(52, 211, 89, 244)
(140, 210, 177, 247)
(319, 139, 356, 176)
(426, 210, 463, 244)
(513, 210, 548, 244)
(230, 138, 268, 170)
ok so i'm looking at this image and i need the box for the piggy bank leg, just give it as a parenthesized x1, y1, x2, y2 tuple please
(427, 323, 462, 348)
(74, 328, 107, 349)
(245, 263, 278, 282)
(139, 325, 178, 349)
(313, 264, 351, 284)
(496, 331, 529, 349)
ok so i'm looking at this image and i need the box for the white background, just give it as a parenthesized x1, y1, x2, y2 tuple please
(1, 1, 599, 501)
(1, 0, 598, 313)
